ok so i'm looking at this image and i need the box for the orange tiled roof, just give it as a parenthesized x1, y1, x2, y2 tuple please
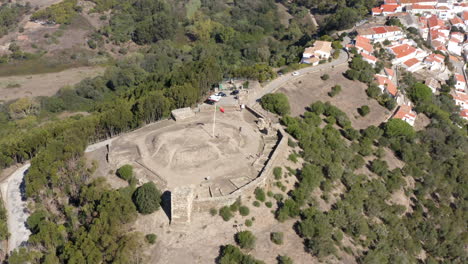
(393, 105, 416, 120)
(404, 58, 420, 67)
(390, 44, 416, 58)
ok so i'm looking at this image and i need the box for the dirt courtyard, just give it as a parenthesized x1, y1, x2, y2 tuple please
(87, 109, 269, 197)
(277, 65, 391, 130)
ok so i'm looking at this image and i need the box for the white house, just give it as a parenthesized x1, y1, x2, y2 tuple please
(403, 58, 424, 72)
(302, 41, 332, 65)
(356, 26, 403, 42)
(361, 53, 378, 65)
(447, 39, 462, 56)
(454, 74, 466, 92)
(424, 53, 445, 71)
(388, 44, 427, 65)
(452, 91, 468, 109)
(393, 104, 417, 126)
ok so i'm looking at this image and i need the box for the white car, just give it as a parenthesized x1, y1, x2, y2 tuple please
(292, 71, 299, 76)
(208, 94, 221, 102)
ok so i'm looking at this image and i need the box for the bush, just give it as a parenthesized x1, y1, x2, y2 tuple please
(265, 201, 273, 208)
(358, 105, 370, 116)
(255, 188, 266, 202)
(253, 201, 260, 207)
(270, 232, 284, 245)
(230, 198, 241, 212)
(273, 167, 282, 180)
(260, 93, 290, 116)
(235, 231, 256, 249)
(245, 219, 253, 227)
(218, 245, 264, 264)
(278, 255, 294, 264)
(116, 164, 133, 181)
(321, 74, 330, 80)
(145, 233, 157, 244)
(239, 206, 250, 216)
(328, 85, 342, 97)
(132, 182, 161, 214)
(288, 153, 298, 163)
(209, 208, 217, 216)
(219, 206, 233, 221)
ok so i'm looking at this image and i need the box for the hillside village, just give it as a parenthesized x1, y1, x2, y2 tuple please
(302, 0, 468, 124)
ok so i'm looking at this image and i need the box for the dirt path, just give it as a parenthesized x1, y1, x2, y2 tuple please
(0, 66, 105, 102)
(0, 163, 31, 253)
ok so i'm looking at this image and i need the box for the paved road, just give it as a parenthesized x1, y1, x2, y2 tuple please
(248, 48, 350, 105)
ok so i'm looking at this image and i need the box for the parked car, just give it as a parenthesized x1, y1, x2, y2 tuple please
(217, 92, 227, 97)
(292, 71, 299, 76)
(208, 94, 221, 102)
(230, 90, 239, 95)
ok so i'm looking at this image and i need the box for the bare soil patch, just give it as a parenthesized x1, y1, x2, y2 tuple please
(0, 66, 105, 102)
(277, 65, 391, 130)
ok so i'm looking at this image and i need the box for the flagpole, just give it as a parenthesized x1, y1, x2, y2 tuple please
(213, 102, 216, 138)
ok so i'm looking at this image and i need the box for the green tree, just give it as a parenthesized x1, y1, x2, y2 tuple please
(132, 182, 161, 214)
(116, 164, 133, 181)
(235, 230, 256, 250)
(260, 93, 290, 116)
(384, 119, 415, 139)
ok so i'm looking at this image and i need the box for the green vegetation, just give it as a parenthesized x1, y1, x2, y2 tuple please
(276, 97, 467, 261)
(260, 93, 291, 116)
(273, 167, 282, 180)
(31, 0, 80, 24)
(358, 105, 370, 116)
(0, 3, 31, 37)
(239, 206, 250, 216)
(132, 182, 161, 214)
(254, 188, 266, 202)
(277, 255, 294, 264)
(219, 206, 233, 221)
(270, 232, 284, 245)
(245, 219, 253, 227)
(218, 244, 264, 264)
(235, 230, 256, 250)
(116, 164, 133, 181)
(321, 74, 330, 81)
(209, 208, 217, 216)
(145, 233, 157, 244)
(0, 198, 9, 241)
(328, 85, 341, 97)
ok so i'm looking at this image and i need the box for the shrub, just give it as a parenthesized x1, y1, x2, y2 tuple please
(321, 74, 330, 80)
(358, 105, 370, 116)
(265, 201, 273, 208)
(273, 167, 282, 180)
(218, 245, 263, 264)
(278, 255, 294, 264)
(255, 188, 266, 202)
(145, 233, 157, 244)
(328, 85, 342, 97)
(230, 198, 241, 212)
(245, 219, 253, 227)
(253, 201, 260, 207)
(273, 193, 284, 201)
(260, 93, 290, 116)
(209, 208, 217, 216)
(132, 182, 161, 214)
(270, 232, 284, 245)
(287, 138, 297, 147)
(235, 231, 256, 249)
(239, 206, 250, 216)
(288, 153, 298, 163)
(116, 164, 133, 181)
(219, 206, 233, 221)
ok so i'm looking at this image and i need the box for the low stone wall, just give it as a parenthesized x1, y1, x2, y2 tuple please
(192, 126, 288, 212)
